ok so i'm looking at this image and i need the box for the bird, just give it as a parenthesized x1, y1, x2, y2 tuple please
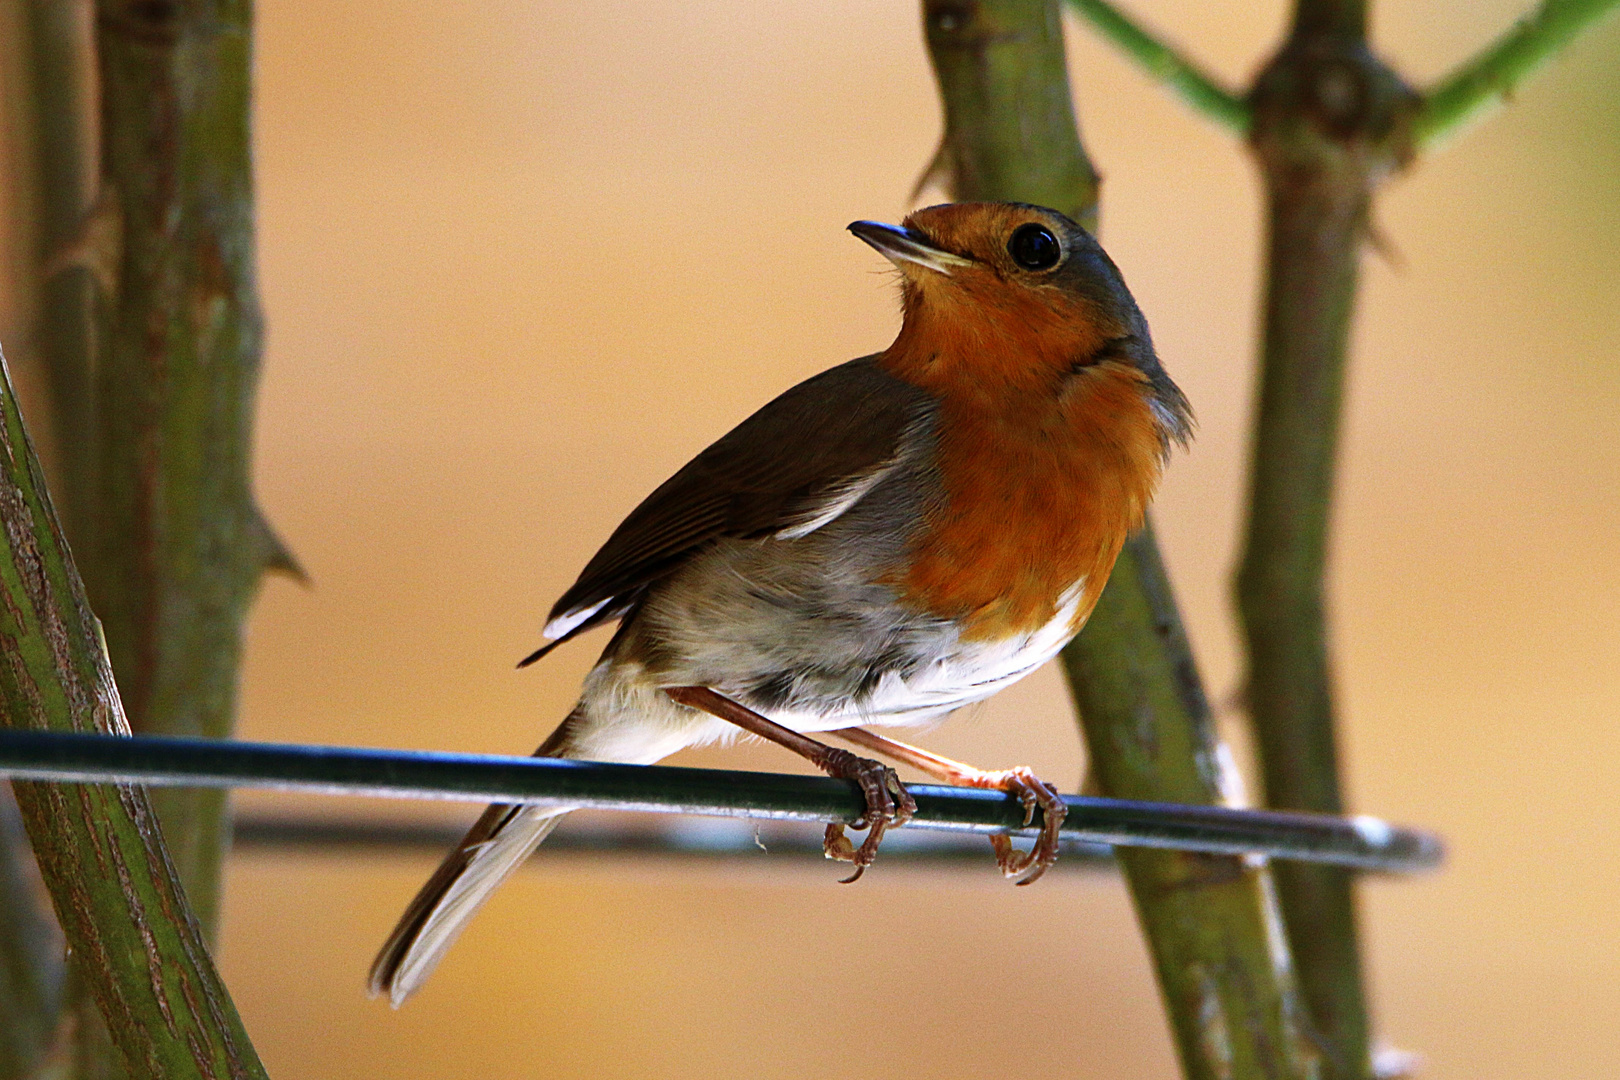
(369, 201, 1192, 1006)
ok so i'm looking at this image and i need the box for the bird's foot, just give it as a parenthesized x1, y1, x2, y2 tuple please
(974, 767, 1067, 886)
(814, 747, 917, 883)
(828, 727, 1070, 886)
(662, 688, 918, 883)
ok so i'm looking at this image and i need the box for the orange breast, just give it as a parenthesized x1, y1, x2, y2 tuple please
(886, 359, 1167, 642)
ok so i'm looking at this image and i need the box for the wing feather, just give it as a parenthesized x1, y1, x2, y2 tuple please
(538, 357, 933, 645)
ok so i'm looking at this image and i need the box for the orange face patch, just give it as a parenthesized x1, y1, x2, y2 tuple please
(879, 204, 1130, 396)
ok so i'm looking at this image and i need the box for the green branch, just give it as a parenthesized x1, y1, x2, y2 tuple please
(1065, 0, 1251, 134)
(1065, 529, 1319, 1079)
(1238, 3, 1418, 1075)
(1415, 0, 1620, 150)
(16, 1, 106, 1070)
(0, 345, 269, 1080)
(83, 0, 286, 944)
(922, 0, 1099, 230)
(920, 3, 1316, 1077)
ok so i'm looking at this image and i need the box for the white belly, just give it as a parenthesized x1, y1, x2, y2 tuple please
(785, 579, 1087, 730)
(562, 581, 1087, 764)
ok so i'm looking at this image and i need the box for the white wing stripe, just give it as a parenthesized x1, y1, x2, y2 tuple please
(543, 596, 614, 640)
(772, 469, 891, 541)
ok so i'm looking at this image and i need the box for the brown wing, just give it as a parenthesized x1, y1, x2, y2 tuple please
(522, 357, 934, 664)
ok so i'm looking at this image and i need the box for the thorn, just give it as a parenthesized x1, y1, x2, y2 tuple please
(253, 510, 308, 585)
(92, 616, 135, 736)
(43, 185, 123, 300)
(91, 615, 111, 669)
(909, 136, 956, 207)
(1364, 212, 1406, 272)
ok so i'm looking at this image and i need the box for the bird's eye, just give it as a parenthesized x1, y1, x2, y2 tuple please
(1008, 224, 1061, 271)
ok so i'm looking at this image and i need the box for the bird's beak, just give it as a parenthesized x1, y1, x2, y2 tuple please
(848, 220, 973, 277)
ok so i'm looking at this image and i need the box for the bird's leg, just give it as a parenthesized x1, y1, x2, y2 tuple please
(832, 726, 1067, 885)
(664, 687, 916, 882)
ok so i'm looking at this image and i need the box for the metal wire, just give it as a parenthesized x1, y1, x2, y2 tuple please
(0, 730, 1442, 873)
(231, 812, 1120, 867)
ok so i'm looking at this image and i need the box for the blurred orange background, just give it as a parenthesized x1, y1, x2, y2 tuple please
(2, 0, 1618, 1077)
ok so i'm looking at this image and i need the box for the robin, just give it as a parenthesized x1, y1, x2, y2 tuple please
(370, 201, 1192, 1005)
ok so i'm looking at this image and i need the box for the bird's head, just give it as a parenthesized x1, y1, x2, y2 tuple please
(850, 202, 1192, 452)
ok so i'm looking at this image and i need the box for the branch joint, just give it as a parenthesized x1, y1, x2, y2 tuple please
(1248, 36, 1419, 182)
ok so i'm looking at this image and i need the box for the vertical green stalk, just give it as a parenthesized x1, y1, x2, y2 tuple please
(921, 0, 1099, 231)
(1058, 0, 1614, 1072)
(83, 0, 292, 941)
(0, 344, 270, 1079)
(920, 2, 1313, 1076)
(13, 2, 105, 1073)
(14, 4, 293, 1066)
(1066, 530, 1317, 1080)
(26, 0, 98, 480)
(1238, 3, 1417, 1076)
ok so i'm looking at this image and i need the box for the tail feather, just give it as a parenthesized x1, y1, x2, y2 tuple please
(372, 716, 586, 1005)
(368, 802, 568, 1006)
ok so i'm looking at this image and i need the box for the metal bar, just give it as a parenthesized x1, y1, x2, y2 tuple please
(230, 813, 1119, 867)
(0, 730, 1442, 873)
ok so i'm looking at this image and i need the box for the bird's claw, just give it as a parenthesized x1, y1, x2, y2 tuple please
(982, 767, 1067, 886)
(818, 748, 916, 882)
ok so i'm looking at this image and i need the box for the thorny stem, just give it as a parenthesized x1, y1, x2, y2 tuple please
(1414, 0, 1620, 149)
(1066, 0, 1615, 1075)
(85, 0, 294, 943)
(10, 1, 292, 1068)
(921, 2, 1316, 1077)
(16, 0, 109, 1071)
(921, 0, 1099, 231)
(0, 343, 270, 1079)
(1238, 1, 1417, 1076)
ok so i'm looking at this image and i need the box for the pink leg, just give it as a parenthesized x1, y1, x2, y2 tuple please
(665, 687, 916, 882)
(832, 726, 1068, 885)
